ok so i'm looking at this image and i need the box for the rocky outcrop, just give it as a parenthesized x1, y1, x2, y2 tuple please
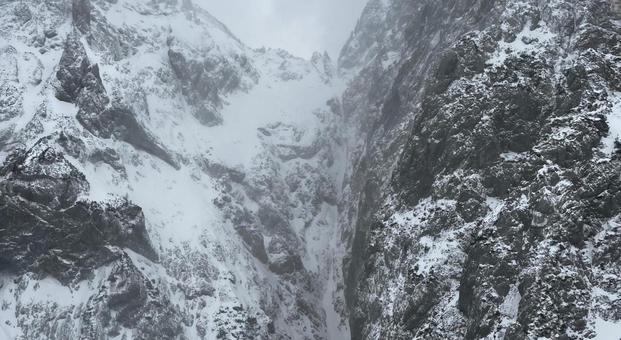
(9, 254, 185, 340)
(235, 226, 269, 264)
(167, 48, 226, 126)
(82, 107, 179, 168)
(0, 137, 156, 284)
(88, 147, 126, 173)
(79, 255, 185, 340)
(56, 33, 178, 169)
(340, 0, 621, 339)
(56, 33, 105, 104)
(13, 2, 32, 24)
(72, 0, 91, 34)
(167, 42, 258, 126)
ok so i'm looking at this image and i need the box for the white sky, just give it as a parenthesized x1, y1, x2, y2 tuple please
(196, 0, 368, 59)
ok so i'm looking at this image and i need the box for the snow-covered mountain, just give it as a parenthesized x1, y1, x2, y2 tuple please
(0, 1, 347, 339)
(0, 0, 620, 339)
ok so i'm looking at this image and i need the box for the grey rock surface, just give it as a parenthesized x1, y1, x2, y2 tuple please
(339, 0, 621, 339)
(0, 136, 156, 284)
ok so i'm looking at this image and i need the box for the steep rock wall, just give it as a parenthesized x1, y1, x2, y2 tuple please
(338, 0, 621, 339)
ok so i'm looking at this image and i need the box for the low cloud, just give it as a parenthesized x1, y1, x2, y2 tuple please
(196, 0, 368, 59)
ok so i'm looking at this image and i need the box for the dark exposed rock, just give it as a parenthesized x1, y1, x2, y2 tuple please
(269, 253, 304, 275)
(80, 106, 179, 169)
(167, 46, 256, 126)
(89, 147, 126, 173)
(168, 49, 225, 126)
(13, 3, 32, 24)
(401, 279, 443, 331)
(200, 159, 246, 183)
(72, 0, 91, 34)
(342, 0, 621, 339)
(0, 189, 157, 281)
(258, 205, 290, 235)
(55, 34, 178, 169)
(44, 28, 58, 39)
(396, 53, 558, 205)
(57, 131, 86, 158)
(235, 226, 268, 264)
(0, 137, 156, 283)
(80, 255, 184, 340)
(0, 81, 21, 122)
(76, 63, 110, 115)
(0, 136, 89, 209)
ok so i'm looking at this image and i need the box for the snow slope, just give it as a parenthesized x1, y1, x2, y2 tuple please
(0, 0, 349, 339)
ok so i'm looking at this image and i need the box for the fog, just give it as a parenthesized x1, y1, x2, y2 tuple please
(196, 0, 368, 59)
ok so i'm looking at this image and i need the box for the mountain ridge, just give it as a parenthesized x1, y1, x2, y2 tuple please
(0, 0, 620, 339)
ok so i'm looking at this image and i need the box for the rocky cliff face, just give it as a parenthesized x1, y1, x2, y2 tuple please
(0, 0, 620, 339)
(339, 0, 621, 339)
